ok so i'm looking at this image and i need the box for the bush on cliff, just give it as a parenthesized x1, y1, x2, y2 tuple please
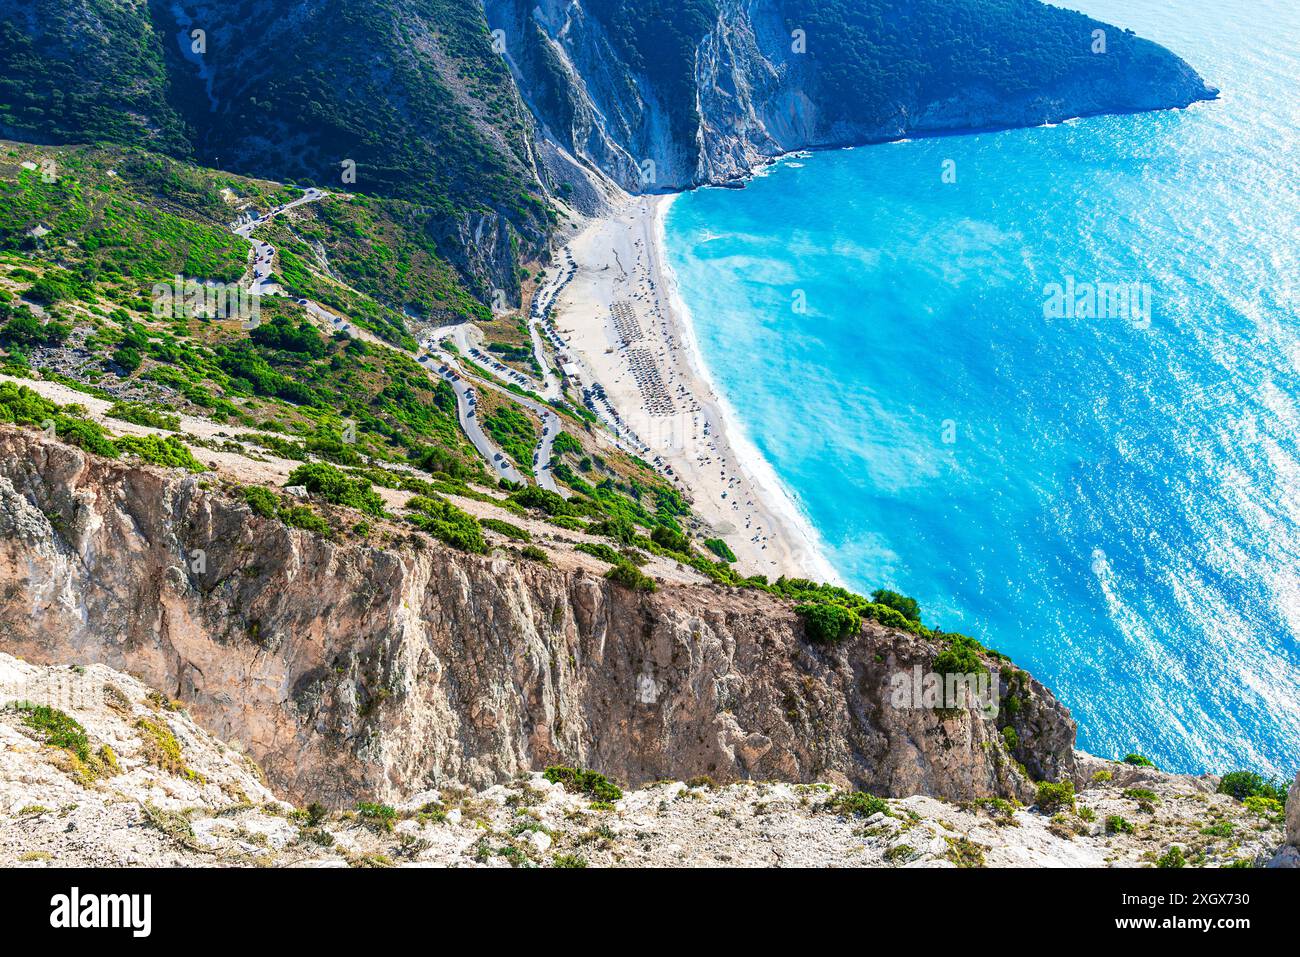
(1105, 814, 1135, 834)
(650, 523, 692, 555)
(17, 704, 90, 762)
(575, 542, 622, 565)
(405, 494, 487, 554)
(1217, 771, 1290, 804)
(355, 802, 398, 833)
(241, 485, 279, 519)
(703, 537, 736, 562)
(604, 561, 657, 593)
(115, 433, 205, 472)
(870, 588, 922, 623)
(543, 766, 623, 802)
(0, 381, 117, 458)
(480, 517, 530, 542)
(795, 602, 860, 644)
(509, 485, 576, 517)
(861, 601, 918, 632)
(1035, 780, 1076, 814)
(828, 791, 891, 818)
(932, 633, 989, 677)
(287, 462, 385, 517)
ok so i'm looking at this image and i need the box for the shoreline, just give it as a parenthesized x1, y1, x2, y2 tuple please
(552, 193, 840, 583)
(648, 195, 843, 585)
(543, 89, 1224, 587)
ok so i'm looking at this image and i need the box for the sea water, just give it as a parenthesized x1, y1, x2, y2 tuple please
(663, 0, 1300, 775)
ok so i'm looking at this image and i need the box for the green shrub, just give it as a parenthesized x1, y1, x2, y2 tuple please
(1122, 788, 1159, 808)
(242, 485, 279, 518)
(1105, 814, 1135, 834)
(1035, 780, 1075, 814)
(0, 382, 116, 457)
(1243, 795, 1284, 822)
(520, 545, 549, 563)
(0, 309, 70, 347)
(1001, 726, 1019, 750)
(405, 494, 486, 553)
(933, 633, 988, 677)
(870, 588, 921, 623)
(546, 515, 587, 532)
(114, 345, 142, 374)
(794, 602, 860, 644)
(605, 562, 657, 593)
(355, 802, 398, 832)
(17, 704, 90, 761)
(550, 431, 583, 457)
(703, 538, 737, 562)
(543, 766, 622, 802)
(510, 485, 574, 516)
(481, 517, 530, 541)
(278, 504, 332, 535)
(107, 401, 179, 431)
(588, 516, 637, 545)
(1122, 753, 1156, 768)
(287, 462, 384, 516)
(861, 601, 916, 632)
(828, 791, 891, 818)
(1217, 771, 1290, 803)
(54, 415, 119, 457)
(650, 524, 691, 555)
(26, 272, 79, 305)
(115, 434, 205, 472)
(575, 542, 622, 564)
(1156, 846, 1186, 868)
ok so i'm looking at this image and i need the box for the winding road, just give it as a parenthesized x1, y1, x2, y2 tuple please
(415, 350, 524, 485)
(228, 190, 575, 490)
(232, 187, 327, 297)
(229, 189, 527, 484)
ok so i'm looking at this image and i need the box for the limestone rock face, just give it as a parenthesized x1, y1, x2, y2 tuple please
(0, 426, 1075, 807)
(1267, 775, 1300, 867)
(487, 0, 1217, 194)
(0, 658, 1284, 869)
(1288, 773, 1300, 845)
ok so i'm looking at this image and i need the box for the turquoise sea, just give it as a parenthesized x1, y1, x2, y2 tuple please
(664, 0, 1300, 775)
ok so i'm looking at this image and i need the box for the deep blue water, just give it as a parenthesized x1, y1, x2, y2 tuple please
(664, 0, 1300, 776)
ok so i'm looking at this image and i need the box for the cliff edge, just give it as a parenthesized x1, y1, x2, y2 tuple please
(0, 424, 1072, 807)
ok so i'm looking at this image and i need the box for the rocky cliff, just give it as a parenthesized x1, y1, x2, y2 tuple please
(488, 0, 1218, 193)
(1, 654, 1288, 868)
(0, 425, 1073, 807)
(0, 0, 1219, 285)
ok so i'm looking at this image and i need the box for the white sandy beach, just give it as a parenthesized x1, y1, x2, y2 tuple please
(550, 195, 840, 583)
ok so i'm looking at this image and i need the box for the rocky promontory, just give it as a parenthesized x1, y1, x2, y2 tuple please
(0, 424, 1069, 808)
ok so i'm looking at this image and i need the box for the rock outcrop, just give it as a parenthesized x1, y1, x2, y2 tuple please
(489, 0, 1218, 193)
(1290, 773, 1300, 844)
(1272, 772, 1300, 867)
(1, 655, 1286, 868)
(0, 425, 1072, 807)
